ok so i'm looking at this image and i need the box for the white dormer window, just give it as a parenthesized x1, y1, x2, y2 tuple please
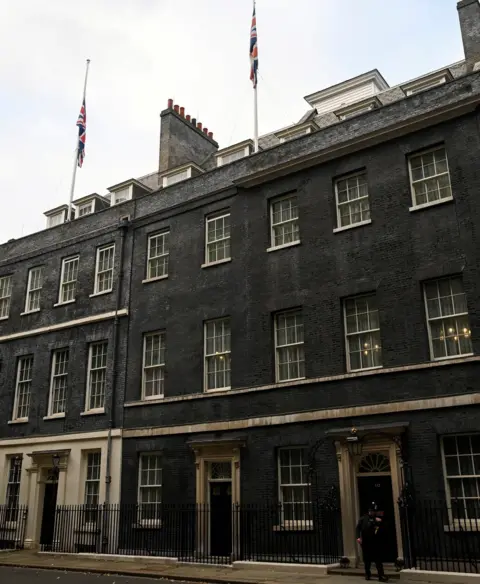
(402, 70, 451, 97)
(47, 211, 66, 228)
(279, 128, 312, 143)
(77, 201, 94, 217)
(111, 185, 132, 206)
(217, 145, 251, 167)
(335, 97, 381, 121)
(163, 169, 190, 187)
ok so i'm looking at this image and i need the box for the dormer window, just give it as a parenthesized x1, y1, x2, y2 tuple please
(164, 169, 189, 187)
(161, 164, 203, 188)
(77, 201, 94, 217)
(402, 70, 452, 97)
(275, 122, 317, 144)
(216, 141, 253, 167)
(335, 97, 381, 121)
(73, 193, 109, 218)
(47, 212, 66, 228)
(111, 185, 132, 206)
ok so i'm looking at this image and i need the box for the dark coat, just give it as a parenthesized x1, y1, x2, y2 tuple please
(356, 514, 386, 555)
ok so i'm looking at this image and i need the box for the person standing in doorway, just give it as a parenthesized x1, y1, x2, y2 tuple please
(356, 503, 388, 582)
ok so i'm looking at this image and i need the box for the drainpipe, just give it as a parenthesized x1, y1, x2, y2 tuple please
(105, 217, 130, 506)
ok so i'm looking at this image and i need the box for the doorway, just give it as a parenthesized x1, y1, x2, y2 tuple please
(209, 482, 232, 556)
(357, 474, 398, 562)
(39, 481, 58, 549)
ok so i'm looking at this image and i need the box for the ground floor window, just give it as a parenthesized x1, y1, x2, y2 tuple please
(5, 456, 22, 521)
(278, 447, 311, 523)
(138, 454, 162, 523)
(84, 452, 101, 523)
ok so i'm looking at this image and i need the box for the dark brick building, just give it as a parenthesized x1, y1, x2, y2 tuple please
(0, 0, 479, 563)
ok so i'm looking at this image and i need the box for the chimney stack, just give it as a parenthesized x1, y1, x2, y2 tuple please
(458, 0, 480, 72)
(167, 98, 173, 109)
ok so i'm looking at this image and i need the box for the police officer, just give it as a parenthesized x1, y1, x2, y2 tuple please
(356, 502, 388, 582)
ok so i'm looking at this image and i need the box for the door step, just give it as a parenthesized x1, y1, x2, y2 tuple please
(328, 567, 400, 579)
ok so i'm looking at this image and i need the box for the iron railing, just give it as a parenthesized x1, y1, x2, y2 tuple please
(0, 505, 28, 550)
(400, 498, 480, 573)
(49, 502, 342, 564)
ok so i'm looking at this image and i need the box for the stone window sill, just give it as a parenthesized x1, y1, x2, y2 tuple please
(53, 300, 76, 307)
(125, 398, 165, 408)
(80, 408, 105, 416)
(0, 316, 8, 321)
(432, 353, 473, 363)
(142, 275, 168, 284)
(201, 258, 232, 269)
(273, 522, 313, 532)
(333, 219, 372, 233)
(133, 520, 163, 529)
(20, 309, 40, 316)
(89, 290, 112, 298)
(43, 413, 66, 420)
(8, 418, 28, 425)
(409, 196, 453, 212)
(266, 241, 301, 253)
(348, 365, 383, 374)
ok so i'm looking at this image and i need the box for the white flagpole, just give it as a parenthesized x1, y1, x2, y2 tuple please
(253, 0, 259, 152)
(67, 58, 90, 221)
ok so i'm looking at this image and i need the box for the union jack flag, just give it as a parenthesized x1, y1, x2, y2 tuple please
(249, 5, 258, 88)
(76, 98, 86, 168)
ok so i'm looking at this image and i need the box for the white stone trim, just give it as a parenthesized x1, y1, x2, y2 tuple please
(0, 309, 128, 343)
(124, 392, 480, 439)
(0, 428, 121, 446)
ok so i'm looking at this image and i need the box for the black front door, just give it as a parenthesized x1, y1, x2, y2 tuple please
(210, 482, 232, 557)
(40, 482, 58, 549)
(357, 475, 397, 561)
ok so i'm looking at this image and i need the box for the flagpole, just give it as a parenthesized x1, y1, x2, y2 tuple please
(253, 0, 259, 152)
(67, 58, 90, 221)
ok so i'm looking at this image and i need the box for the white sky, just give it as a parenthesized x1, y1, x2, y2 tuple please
(0, 0, 464, 243)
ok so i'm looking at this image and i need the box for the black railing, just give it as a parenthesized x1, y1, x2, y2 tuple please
(0, 505, 28, 550)
(400, 499, 480, 573)
(50, 502, 341, 564)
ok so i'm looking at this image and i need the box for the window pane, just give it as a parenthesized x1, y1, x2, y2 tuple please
(410, 148, 451, 206)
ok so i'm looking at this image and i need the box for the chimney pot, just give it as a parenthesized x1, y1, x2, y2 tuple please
(186, 114, 191, 122)
(208, 132, 213, 139)
(174, 104, 180, 113)
(167, 98, 173, 109)
(197, 122, 202, 130)
(180, 106, 185, 117)
(192, 117, 197, 126)
(203, 128, 208, 134)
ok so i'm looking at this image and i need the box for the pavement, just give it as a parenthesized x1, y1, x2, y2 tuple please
(0, 550, 398, 583)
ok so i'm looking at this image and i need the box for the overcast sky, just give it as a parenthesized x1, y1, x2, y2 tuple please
(0, 0, 464, 243)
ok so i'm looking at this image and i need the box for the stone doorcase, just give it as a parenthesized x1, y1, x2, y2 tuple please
(330, 423, 408, 565)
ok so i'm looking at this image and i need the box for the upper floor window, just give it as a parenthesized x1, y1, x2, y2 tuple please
(94, 244, 115, 295)
(146, 231, 169, 280)
(205, 213, 231, 265)
(424, 276, 472, 361)
(86, 342, 108, 411)
(0, 275, 13, 319)
(110, 186, 132, 206)
(138, 454, 162, 523)
(270, 195, 300, 249)
(163, 169, 190, 187)
(335, 172, 370, 229)
(47, 211, 65, 228)
(59, 256, 79, 304)
(204, 318, 231, 391)
(217, 148, 249, 166)
(275, 310, 305, 382)
(5, 457, 22, 521)
(25, 267, 43, 313)
(48, 348, 69, 416)
(278, 448, 311, 524)
(77, 201, 94, 217)
(442, 434, 480, 520)
(13, 356, 33, 421)
(344, 294, 382, 372)
(408, 146, 452, 208)
(142, 332, 165, 399)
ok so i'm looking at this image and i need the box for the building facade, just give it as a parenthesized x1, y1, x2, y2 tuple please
(0, 0, 480, 563)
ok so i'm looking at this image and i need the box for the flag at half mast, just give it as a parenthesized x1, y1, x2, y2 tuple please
(250, 4, 258, 88)
(76, 98, 86, 168)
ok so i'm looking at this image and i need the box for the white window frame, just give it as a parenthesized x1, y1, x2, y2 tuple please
(110, 185, 132, 206)
(269, 195, 300, 250)
(441, 434, 480, 528)
(204, 318, 231, 392)
(76, 201, 94, 218)
(162, 168, 192, 188)
(5, 457, 22, 522)
(423, 276, 473, 362)
(24, 266, 43, 313)
(58, 256, 79, 304)
(204, 212, 231, 266)
(145, 231, 169, 281)
(138, 453, 163, 526)
(408, 146, 452, 209)
(47, 348, 69, 417)
(142, 331, 166, 400)
(274, 310, 305, 382)
(216, 145, 250, 166)
(344, 294, 382, 372)
(334, 172, 371, 230)
(93, 244, 115, 295)
(279, 127, 312, 143)
(12, 356, 33, 421)
(85, 341, 108, 412)
(0, 275, 13, 320)
(83, 451, 101, 524)
(278, 447, 312, 528)
(47, 211, 66, 228)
